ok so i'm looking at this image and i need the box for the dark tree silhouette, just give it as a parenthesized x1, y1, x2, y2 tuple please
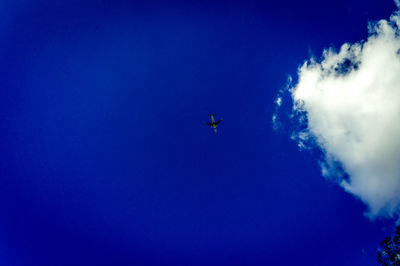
(378, 226, 400, 265)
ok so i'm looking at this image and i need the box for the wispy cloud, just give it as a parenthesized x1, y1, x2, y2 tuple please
(277, 8, 400, 218)
(395, 0, 400, 9)
(272, 76, 292, 132)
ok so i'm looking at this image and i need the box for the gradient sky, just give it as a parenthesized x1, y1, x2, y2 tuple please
(1, 0, 398, 265)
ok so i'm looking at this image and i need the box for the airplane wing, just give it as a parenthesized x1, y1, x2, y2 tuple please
(205, 122, 213, 126)
(214, 120, 222, 125)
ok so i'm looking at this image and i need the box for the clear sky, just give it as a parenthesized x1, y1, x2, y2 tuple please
(1, 0, 399, 265)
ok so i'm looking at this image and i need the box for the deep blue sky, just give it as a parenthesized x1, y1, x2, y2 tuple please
(0, 0, 398, 265)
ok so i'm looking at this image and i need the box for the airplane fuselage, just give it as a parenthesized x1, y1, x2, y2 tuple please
(210, 115, 217, 132)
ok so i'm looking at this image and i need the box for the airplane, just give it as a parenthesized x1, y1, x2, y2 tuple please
(205, 114, 222, 133)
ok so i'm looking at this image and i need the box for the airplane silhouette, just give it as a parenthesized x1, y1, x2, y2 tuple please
(205, 114, 222, 133)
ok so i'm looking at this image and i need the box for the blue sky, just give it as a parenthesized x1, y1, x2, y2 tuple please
(1, 0, 399, 265)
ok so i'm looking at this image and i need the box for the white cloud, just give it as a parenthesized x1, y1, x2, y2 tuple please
(282, 10, 400, 218)
(275, 97, 282, 107)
